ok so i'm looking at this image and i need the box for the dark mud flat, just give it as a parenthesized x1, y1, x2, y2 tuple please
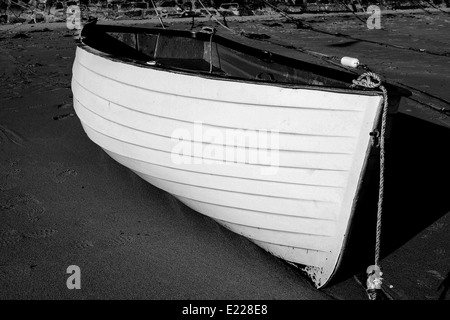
(0, 12, 449, 300)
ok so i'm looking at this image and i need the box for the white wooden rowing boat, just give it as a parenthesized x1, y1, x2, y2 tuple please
(71, 22, 407, 287)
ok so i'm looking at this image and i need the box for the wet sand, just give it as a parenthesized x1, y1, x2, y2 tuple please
(0, 11, 449, 301)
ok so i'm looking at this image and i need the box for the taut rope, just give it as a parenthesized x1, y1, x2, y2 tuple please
(149, 0, 165, 29)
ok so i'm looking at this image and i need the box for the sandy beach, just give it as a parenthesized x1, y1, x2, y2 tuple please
(1, 9, 449, 302)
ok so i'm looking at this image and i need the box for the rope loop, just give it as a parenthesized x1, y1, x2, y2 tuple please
(351, 71, 382, 89)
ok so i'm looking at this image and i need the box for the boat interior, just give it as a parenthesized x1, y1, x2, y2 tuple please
(79, 23, 368, 89)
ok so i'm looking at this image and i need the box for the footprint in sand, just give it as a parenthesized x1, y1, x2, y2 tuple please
(73, 239, 94, 249)
(54, 169, 78, 184)
(98, 234, 135, 249)
(0, 228, 57, 249)
(433, 248, 446, 256)
(426, 270, 445, 281)
(0, 160, 23, 191)
(57, 101, 73, 110)
(0, 230, 23, 247)
(53, 113, 75, 121)
(77, 218, 94, 227)
(0, 125, 26, 149)
(49, 162, 78, 184)
(23, 228, 58, 239)
(0, 193, 45, 223)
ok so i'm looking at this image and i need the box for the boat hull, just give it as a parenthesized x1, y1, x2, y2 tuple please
(72, 38, 387, 287)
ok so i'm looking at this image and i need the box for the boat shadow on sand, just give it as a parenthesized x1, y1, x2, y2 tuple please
(329, 112, 450, 298)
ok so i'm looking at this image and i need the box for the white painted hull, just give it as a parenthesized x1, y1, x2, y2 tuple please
(72, 39, 386, 287)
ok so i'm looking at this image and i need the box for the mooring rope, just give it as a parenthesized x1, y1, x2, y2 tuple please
(335, 0, 370, 26)
(408, 0, 436, 15)
(149, 0, 165, 29)
(351, 72, 388, 300)
(261, 0, 450, 58)
(421, 0, 450, 15)
(197, 0, 236, 34)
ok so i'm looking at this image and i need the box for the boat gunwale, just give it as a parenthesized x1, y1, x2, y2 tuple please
(76, 22, 400, 98)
